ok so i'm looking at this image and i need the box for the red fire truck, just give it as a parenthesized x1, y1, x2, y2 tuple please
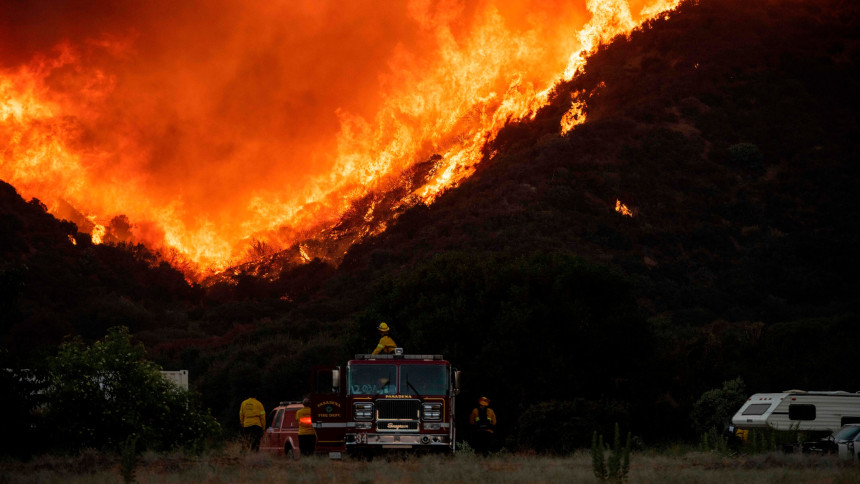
(310, 351, 460, 457)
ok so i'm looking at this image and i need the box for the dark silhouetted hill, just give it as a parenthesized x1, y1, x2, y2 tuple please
(0, 181, 202, 361)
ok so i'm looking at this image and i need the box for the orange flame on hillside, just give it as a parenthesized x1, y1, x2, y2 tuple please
(615, 199, 634, 217)
(1, 0, 678, 273)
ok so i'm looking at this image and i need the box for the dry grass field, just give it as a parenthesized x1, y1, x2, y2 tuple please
(2, 443, 859, 484)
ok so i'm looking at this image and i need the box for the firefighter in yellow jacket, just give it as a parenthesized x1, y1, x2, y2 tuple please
(295, 398, 316, 456)
(371, 322, 397, 355)
(469, 396, 496, 455)
(239, 393, 266, 451)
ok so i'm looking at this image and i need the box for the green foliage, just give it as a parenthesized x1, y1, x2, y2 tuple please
(592, 431, 606, 480)
(455, 439, 475, 456)
(43, 327, 220, 453)
(690, 378, 747, 436)
(741, 426, 814, 455)
(699, 427, 729, 454)
(743, 428, 777, 454)
(591, 423, 631, 483)
(692, 378, 749, 454)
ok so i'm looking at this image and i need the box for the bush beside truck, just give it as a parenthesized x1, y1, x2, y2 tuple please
(3, 326, 220, 457)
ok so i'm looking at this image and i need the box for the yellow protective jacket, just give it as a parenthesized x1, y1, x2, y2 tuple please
(469, 407, 497, 433)
(372, 335, 397, 355)
(240, 397, 266, 428)
(296, 406, 315, 436)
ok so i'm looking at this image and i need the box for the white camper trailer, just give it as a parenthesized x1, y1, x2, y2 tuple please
(732, 390, 860, 432)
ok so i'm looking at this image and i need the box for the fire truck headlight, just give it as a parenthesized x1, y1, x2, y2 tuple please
(354, 402, 374, 420)
(422, 403, 442, 421)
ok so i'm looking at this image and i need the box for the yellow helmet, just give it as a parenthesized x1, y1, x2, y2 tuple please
(377, 322, 390, 333)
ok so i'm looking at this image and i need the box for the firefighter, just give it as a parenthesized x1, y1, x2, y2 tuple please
(469, 396, 496, 456)
(239, 392, 266, 452)
(377, 377, 394, 394)
(295, 398, 316, 456)
(371, 322, 397, 355)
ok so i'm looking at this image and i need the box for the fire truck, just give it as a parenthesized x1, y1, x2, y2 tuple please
(309, 350, 460, 457)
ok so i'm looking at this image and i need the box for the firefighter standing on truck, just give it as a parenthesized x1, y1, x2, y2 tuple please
(295, 398, 316, 456)
(371, 322, 397, 355)
(239, 392, 266, 452)
(469, 396, 496, 456)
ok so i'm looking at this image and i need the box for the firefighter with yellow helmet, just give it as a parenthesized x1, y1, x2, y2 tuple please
(469, 396, 497, 456)
(371, 322, 397, 355)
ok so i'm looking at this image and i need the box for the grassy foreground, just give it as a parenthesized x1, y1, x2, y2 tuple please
(2, 444, 859, 484)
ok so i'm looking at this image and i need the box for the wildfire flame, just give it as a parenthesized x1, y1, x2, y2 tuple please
(91, 224, 107, 245)
(1, 0, 677, 273)
(615, 199, 634, 217)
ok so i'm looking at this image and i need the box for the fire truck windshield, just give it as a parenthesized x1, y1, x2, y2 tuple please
(348, 364, 396, 395)
(399, 365, 448, 396)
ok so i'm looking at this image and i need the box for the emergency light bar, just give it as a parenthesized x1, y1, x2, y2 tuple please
(354, 354, 444, 360)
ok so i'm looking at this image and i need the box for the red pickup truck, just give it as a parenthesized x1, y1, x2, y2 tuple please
(260, 401, 303, 457)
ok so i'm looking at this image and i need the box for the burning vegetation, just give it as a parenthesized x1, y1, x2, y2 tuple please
(1, 0, 679, 275)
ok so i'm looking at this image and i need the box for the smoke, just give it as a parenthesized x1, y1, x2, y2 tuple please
(0, 0, 666, 267)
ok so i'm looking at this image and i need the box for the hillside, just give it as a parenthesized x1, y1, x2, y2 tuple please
(0, 181, 203, 357)
(343, 0, 860, 321)
(2, 0, 859, 447)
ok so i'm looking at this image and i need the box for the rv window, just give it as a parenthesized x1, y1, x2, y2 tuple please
(741, 404, 771, 416)
(788, 404, 816, 421)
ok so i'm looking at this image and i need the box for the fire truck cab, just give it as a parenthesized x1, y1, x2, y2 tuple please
(310, 351, 460, 457)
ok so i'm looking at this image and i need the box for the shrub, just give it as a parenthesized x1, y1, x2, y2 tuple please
(591, 423, 631, 483)
(42, 326, 221, 453)
(690, 377, 747, 436)
(699, 427, 729, 454)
